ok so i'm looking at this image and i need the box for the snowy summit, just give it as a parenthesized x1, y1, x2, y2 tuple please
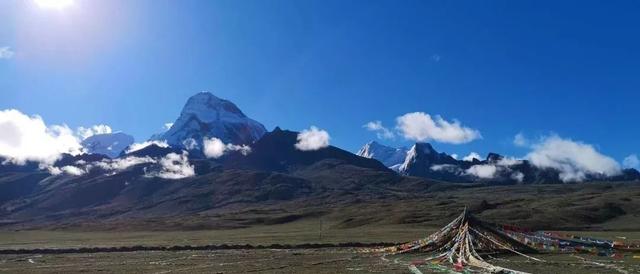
(156, 92, 267, 149)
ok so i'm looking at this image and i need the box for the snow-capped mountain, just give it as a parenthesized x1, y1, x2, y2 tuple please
(356, 141, 407, 168)
(394, 143, 640, 183)
(81, 132, 134, 158)
(398, 143, 458, 176)
(155, 92, 267, 149)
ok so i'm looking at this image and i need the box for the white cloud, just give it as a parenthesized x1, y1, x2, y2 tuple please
(77, 124, 112, 140)
(92, 156, 156, 172)
(203, 137, 226, 158)
(513, 133, 528, 147)
(511, 171, 525, 183)
(45, 165, 86, 176)
(433, 156, 524, 181)
(430, 164, 462, 174)
(623, 154, 640, 169)
(295, 126, 330, 151)
(363, 121, 395, 139)
(125, 140, 169, 154)
(396, 112, 480, 144)
(45, 166, 63, 175)
(182, 138, 199, 150)
(164, 123, 174, 131)
(462, 152, 481, 162)
(152, 151, 195, 179)
(43, 151, 195, 180)
(0, 109, 83, 165)
(61, 165, 86, 176)
(227, 143, 252, 155)
(496, 157, 523, 166)
(202, 137, 252, 159)
(430, 164, 448, 171)
(465, 164, 497, 179)
(89, 152, 195, 179)
(0, 47, 14, 59)
(525, 135, 621, 182)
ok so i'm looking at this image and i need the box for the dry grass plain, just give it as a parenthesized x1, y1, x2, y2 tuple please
(0, 224, 638, 273)
(1, 183, 639, 273)
(1, 248, 639, 273)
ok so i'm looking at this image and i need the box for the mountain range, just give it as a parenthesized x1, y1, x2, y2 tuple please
(357, 141, 640, 184)
(0, 92, 638, 230)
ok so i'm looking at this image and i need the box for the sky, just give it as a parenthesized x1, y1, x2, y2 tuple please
(1, 0, 640, 165)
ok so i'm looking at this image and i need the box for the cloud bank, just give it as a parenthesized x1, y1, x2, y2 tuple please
(525, 135, 621, 182)
(125, 140, 169, 154)
(202, 137, 252, 158)
(0, 109, 83, 165)
(465, 164, 497, 179)
(203, 137, 226, 158)
(152, 152, 195, 179)
(93, 156, 156, 172)
(47, 165, 87, 176)
(396, 112, 481, 144)
(60, 152, 195, 180)
(77, 124, 113, 140)
(295, 126, 330, 151)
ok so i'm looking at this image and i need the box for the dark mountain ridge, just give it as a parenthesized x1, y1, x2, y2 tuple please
(223, 127, 390, 173)
(0, 92, 639, 230)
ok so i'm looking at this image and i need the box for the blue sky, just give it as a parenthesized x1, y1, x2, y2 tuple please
(1, 0, 639, 162)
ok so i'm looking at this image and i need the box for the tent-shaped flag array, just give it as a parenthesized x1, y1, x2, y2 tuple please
(364, 208, 639, 273)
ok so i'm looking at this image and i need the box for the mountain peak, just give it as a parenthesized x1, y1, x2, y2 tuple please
(413, 142, 435, 154)
(81, 132, 134, 158)
(156, 92, 267, 147)
(357, 141, 408, 168)
(360, 141, 384, 151)
(398, 142, 458, 176)
(181, 92, 247, 121)
(486, 153, 504, 163)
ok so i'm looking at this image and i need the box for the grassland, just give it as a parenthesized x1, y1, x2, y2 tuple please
(0, 221, 435, 250)
(1, 183, 639, 273)
(0, 245, 638, 273)
(0, 223, 639, 273)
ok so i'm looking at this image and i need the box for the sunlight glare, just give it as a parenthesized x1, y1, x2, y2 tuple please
(34, 0, 74, 9)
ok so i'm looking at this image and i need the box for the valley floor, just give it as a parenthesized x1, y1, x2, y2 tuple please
(0, 227, 638, 273)
(1, 225, 640, 250)
(1, 183, 640, 273)
(0, 248, 638, 273)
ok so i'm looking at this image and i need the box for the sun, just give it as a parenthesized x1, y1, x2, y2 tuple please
(34, 0, 74, 9)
